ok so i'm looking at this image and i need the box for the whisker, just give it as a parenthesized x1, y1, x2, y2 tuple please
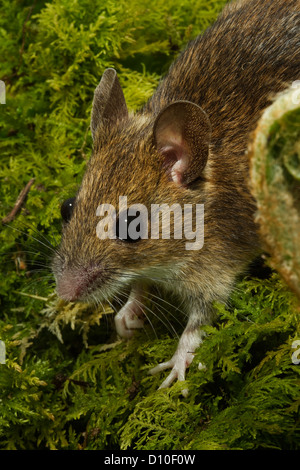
(129, 297, 158, 341)
(0, 249, 53, 259)
(103, 266, 201, 288)
(135, 293, 179, 339)
(2, 223, 60, 257)
(13, 219, 59, 252)
(103, 294, 119, 316)
(142, 290, 185, 330)
(14, 275, 55, 295)
(150, 287, 187, 320)
(112, 289, 158, 340)
(97, 295, 112, 333)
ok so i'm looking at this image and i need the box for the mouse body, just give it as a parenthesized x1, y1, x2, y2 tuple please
(53, 0, 300, 394)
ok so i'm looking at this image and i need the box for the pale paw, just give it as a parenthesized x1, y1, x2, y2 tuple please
(115, 313, 144, 339)
(114, 287, 145, 339)
(149, 351, 194, 397)
(149, 327, 204, 396)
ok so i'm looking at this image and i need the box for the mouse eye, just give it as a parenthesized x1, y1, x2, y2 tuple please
(61, 197, 76, 223)
(116, 210, 142, 243)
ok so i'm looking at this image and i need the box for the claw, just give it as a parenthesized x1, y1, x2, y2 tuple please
(149, 354, 192, 396)
(114, 286, 145, 339)
(149, 327, 205, 396)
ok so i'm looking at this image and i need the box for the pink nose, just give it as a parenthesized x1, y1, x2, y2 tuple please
(56, 266, 101, 302)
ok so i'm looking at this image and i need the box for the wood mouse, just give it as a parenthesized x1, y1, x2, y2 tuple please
(52, 0, 300, 395)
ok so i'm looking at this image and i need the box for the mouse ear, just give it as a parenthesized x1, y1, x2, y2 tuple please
(91, 68, 128, 140)
(153, 101, 211, 186)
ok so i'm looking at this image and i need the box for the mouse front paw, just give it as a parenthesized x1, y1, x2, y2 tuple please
(149, 350, 194, 397)
(114, 286, 145, 339)
(149, 327, 204, 396)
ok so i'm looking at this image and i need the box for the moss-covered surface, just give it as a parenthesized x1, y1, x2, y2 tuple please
(0, 0, 299, 450)
(249, 87, 300, 300)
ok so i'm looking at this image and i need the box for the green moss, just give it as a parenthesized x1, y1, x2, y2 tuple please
(250, 87, 300, 300)
(1, 274, 299, 450)
(0, 0, 299, 450)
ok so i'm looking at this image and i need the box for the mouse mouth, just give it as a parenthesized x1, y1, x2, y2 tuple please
(56, 265, 109, 303)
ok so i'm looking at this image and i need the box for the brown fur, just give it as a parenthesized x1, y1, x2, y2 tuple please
(52, 0, 300, 387)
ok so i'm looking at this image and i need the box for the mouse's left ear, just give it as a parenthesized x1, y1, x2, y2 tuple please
(153, 101, 211, 186)
(91, 68, 128, 141)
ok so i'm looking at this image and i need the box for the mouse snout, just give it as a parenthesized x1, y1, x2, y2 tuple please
(56, 265, 103, 302)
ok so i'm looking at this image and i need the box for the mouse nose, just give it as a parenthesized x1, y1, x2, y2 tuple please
(56, 265, 102, 302)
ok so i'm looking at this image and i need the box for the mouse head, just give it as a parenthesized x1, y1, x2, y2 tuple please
(52, 69, 211, 303)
